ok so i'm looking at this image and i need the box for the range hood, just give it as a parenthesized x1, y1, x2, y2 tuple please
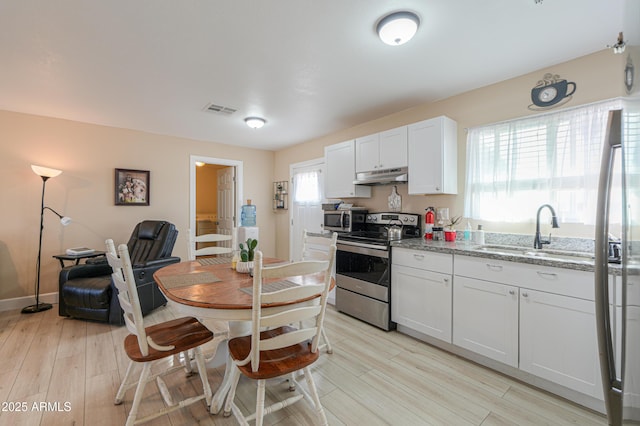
(353, 167, 408, 186)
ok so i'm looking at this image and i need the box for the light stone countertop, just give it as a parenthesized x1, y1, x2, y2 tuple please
(391, 236, 622, 275)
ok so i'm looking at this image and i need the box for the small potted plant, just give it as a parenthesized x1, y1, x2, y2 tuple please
(444, 216, 461, 242)
(236, 238, 258, 273)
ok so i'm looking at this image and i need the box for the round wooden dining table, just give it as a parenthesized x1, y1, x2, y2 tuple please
(153, 257, 335, 413)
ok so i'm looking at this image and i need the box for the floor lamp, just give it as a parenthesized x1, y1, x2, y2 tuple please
(22, 165, 72, 314)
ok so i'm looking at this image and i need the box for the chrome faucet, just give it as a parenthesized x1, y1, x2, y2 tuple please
(534, 204, 560, 249)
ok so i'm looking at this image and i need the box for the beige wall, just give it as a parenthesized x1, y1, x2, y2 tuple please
(274, 50, 625, 258)
(1, 49, 625, 302)
(1, 111, 275, 301)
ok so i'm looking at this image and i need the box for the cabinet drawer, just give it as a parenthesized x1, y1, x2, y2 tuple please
(454, 255, 594, 300)
(393, 248, 452, 274)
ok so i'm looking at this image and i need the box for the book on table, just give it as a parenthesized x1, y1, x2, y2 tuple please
(65, 247, 95, 256)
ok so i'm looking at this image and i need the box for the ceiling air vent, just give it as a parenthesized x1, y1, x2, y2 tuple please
(203, 103, 237, 115)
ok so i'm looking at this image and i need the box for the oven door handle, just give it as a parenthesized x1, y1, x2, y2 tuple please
(337, 242, 389, 258)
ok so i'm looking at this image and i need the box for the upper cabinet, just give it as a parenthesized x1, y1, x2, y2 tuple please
(408, 116, 458, 195)
(355, 126, 408, 173)
(324, 140, 372, 198)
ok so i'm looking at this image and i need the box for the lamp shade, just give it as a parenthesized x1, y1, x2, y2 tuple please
(31, 165, 62, 178)
(245, 117, 266, 129)
(377, 11, 420, 46)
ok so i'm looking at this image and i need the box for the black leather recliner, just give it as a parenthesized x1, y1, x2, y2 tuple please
(58, 220, 180, 325)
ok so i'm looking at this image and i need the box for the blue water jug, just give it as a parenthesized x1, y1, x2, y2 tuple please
(240, 200, 256, 226)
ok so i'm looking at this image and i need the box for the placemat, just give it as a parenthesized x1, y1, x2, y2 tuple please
(161, 272, 221, 289)
(239, 280, 299, 295)
(197, 257, 231, 266)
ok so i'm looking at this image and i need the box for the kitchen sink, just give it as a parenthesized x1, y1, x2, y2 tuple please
(474, 244, 594, 264)
(474, 245, 530, 255)
(523, 250, 594, 262)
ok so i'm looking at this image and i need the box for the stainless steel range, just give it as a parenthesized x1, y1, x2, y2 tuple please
(335, 212, 421, 330)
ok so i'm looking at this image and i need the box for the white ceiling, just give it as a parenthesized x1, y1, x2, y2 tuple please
(0, 0, 624, 151)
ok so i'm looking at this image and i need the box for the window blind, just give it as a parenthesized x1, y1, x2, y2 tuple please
(464, 99, 622, 224)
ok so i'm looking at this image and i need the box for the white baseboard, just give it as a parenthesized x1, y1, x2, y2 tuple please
(0, 292, 59, 312)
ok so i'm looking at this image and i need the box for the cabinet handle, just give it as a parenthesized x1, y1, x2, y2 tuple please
(522, 292, 529, 298)
(508, 290, 516, 295)
(443, 278, 450, 285)
(413, 254, 425, 260)
(486, 264, 503, 272)
(536, 271, 558, 280)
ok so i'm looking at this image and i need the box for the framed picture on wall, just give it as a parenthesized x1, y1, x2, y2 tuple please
(115, 168, 150, 206)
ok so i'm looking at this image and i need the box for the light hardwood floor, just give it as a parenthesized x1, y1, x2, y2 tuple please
(0, 304, 607, 425)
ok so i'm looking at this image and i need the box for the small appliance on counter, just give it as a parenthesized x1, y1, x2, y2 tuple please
(323, 207, 367, 233)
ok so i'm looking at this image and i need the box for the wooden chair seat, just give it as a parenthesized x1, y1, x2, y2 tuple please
(124, 316, 213, 362)
(228, 326, 319, 380)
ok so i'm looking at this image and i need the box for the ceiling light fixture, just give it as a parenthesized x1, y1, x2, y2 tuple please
(376, 11, 420, 46)
(244, 117, 266, 129)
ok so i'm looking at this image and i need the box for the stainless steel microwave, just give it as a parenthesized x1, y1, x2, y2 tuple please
(323, 209, 367, 233)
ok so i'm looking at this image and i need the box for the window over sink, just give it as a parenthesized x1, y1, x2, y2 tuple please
(464, 99, 622, 225)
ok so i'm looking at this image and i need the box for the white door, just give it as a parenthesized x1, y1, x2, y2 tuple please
(217, 166, 235, 250)
(289, 158, 324, 262)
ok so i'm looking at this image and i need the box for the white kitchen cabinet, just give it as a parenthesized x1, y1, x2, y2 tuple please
(355, 126, 407, 172)
(520, 288, 603, 399)
(408, 116, 457, 194)
(324, 140, 371, 198)
(453, 254, 602, 399)
(453, 276, 518, 367)
(392, 248, 452, 343)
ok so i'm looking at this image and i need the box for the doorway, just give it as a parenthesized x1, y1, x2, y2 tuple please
(289, 157, 325, 261)
(189, 155, 243, 246)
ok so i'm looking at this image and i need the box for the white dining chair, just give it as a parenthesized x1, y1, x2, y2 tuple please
(301, 229, 338, 353)
(223, 247, 336, 426)
(188, 227, 236, 260)
(106, 239, 214, 426)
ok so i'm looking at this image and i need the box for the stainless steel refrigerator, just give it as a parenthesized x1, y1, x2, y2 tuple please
(595, 2, 640, 424)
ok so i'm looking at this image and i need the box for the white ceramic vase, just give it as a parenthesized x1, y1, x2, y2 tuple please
(236, 261, 254, 274)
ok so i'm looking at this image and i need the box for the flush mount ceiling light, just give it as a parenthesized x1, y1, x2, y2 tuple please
(245, 117, 266, 129)
(376, 11, 420, 46)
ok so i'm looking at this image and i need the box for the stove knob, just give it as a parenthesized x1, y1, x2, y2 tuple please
(402, 217, 409, 222)
(408, 217, 415, 223)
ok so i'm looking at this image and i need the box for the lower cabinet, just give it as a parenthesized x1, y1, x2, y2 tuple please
(392, 248, 453, 343)
(393, 249, 607, 404)
(392, 264, 452, 342)
(452, 276, 518, 367)
(519, 288, 603, 399)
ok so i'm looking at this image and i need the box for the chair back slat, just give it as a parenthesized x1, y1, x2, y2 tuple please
(260, 306, 322, 329)
(249, 246, 335, 372)
(301, 230, 338, 262)
(105, 239, 149, 356)
(188, 227, 236, 260)
(259, 328, 319, 351)
(260, 284, 325, 305)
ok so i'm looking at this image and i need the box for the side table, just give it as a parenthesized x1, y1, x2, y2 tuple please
(52, 251, 106, 268)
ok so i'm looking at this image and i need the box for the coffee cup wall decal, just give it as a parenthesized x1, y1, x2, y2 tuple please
(529, 73, 576, 110)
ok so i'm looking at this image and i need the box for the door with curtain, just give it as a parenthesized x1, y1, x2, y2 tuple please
(289, 159, 324, 261)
